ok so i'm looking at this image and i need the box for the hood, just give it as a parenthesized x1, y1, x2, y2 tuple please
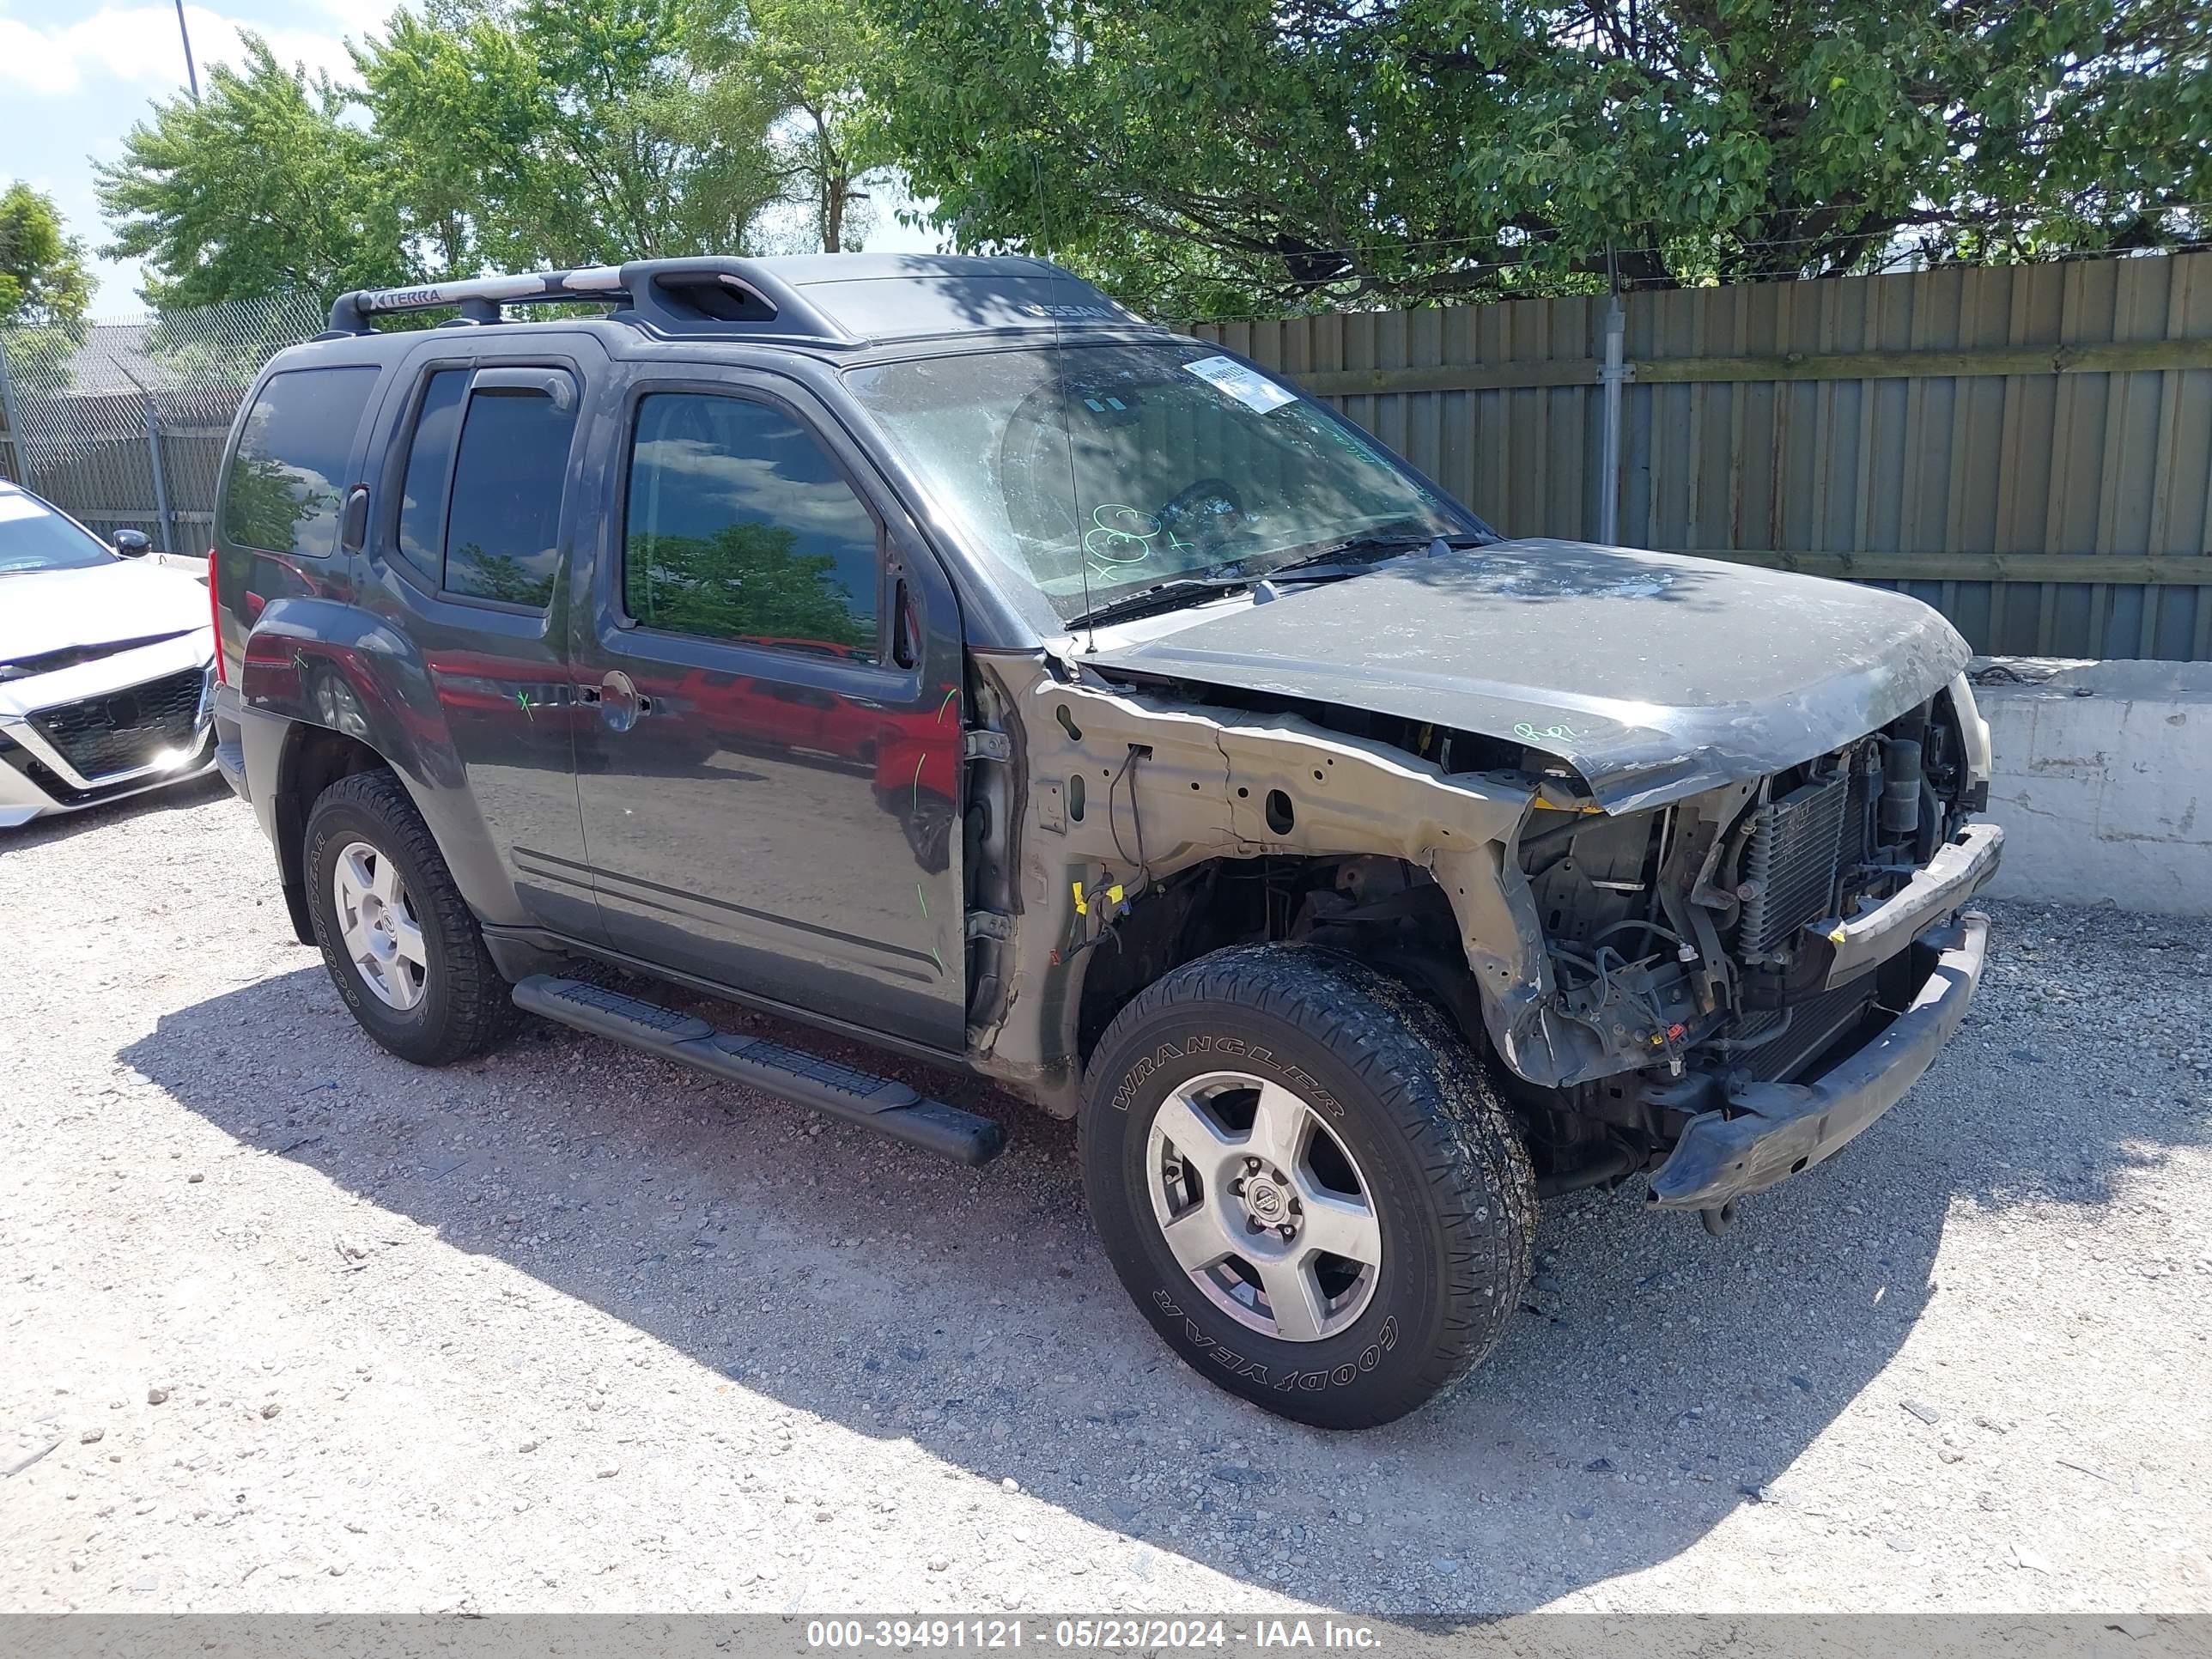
(0, 560, 210, 670)
(1083, 538, 1971, 812)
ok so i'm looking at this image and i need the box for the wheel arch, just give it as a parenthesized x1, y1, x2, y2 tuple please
(270, 721, 397, 945)
(1071, 854, 1496, 1080)
(963, 651, 1548, 1115)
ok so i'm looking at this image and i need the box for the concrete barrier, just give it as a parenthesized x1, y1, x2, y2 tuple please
(1971, 656, 2211, 915)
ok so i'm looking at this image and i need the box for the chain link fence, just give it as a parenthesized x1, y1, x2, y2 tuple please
(0, 292, 325, 554)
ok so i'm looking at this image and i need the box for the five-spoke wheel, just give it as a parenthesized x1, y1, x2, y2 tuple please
(1148, 1072, 1382, 1342)
(331, 840, 428, 1011)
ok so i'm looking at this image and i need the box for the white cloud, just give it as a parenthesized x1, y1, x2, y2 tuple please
(0, 5, 362, 98)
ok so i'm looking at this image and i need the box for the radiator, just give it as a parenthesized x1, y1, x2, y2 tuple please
(1736, 773, 1850, 962)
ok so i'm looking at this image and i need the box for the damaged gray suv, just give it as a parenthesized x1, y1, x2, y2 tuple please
(210, 255, 2000, 1427)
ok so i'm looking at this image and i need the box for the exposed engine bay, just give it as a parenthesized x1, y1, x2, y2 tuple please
(963, 644, 1998, 1210)
(1504, 684, 1994, 1191)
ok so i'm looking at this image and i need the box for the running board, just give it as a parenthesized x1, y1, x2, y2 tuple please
(511, 975, 1006, 1165)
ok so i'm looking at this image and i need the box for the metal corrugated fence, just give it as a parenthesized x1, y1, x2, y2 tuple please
(8, 263, 2209, 659)
(1192, 252, 2212, 660)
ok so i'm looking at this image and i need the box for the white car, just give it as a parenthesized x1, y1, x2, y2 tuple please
(0, 480, 217, 827)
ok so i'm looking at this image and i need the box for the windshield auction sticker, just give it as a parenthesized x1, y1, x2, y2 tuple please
(1181, 354, 1298, 414)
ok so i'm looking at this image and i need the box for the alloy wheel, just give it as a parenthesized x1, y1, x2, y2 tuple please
(331, 839, 428, 1012)
(1145, 1070, 1382, 1341)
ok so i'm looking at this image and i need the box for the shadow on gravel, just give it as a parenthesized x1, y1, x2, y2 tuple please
(118, 925, 2207, 1616)
(1, 772, 230, 850)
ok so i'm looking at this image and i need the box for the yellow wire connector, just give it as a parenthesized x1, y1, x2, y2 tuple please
(1072, 880, 1126, 917)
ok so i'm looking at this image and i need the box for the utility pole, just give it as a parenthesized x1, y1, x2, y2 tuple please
(173, 0, 199, 100)
(1596, 243, 1627, 547)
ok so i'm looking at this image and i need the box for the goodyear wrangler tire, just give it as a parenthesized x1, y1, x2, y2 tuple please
(1081, 944, 1535, 1429)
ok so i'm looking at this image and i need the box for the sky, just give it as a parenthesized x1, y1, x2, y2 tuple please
(0, 0, 941, 317)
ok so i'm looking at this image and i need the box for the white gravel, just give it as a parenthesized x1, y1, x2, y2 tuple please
(3, 781, 2209, 1614)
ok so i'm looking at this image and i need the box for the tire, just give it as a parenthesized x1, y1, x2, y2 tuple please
(1081, 943, 1535, 1429)
(303, 769, 520, 1066)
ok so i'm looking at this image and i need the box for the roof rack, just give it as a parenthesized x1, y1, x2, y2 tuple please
(322, 253, 1152, 347)
(322, 258, 837, 339)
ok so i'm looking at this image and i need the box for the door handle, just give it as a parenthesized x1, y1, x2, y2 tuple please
(594, 670, 646, 732)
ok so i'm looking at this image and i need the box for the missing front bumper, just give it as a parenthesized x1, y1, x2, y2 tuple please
(1647, 912, 1990, 1211)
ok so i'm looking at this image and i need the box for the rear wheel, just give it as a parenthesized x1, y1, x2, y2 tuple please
(303, 769, 520, 1066)
(1081, 944, 1535, 1429)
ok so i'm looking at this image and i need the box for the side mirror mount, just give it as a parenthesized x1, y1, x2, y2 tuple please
(891, 576, 920, 670)
(114, 529, 151, 558)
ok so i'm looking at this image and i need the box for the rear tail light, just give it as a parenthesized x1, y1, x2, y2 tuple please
(207, 548, 227, 686)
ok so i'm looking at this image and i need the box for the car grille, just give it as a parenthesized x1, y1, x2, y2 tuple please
(31, 665, 210, 781)
(1737, 773, 1850, 961)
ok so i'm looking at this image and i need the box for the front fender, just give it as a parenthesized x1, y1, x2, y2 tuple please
(966, 653, 1571, 1097)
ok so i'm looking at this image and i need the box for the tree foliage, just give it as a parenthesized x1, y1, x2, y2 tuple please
(0, 182, 93, 337)
(95, 0, 806, 311)
(629, 522, 872, 647)
(858, 0, 2212, 317)
(356, 0, 788, 275)
(219, 452, 325, 561)
(696, 0, 884, 253)
(94, 35, 411, 311)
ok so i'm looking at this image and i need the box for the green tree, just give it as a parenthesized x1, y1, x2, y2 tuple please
(859, 0, 2212, 317)
(629, 521, 872, 647)
(356, 0, 787, 273)
(0, 183, 92, 334)
(452, 547, 559, 608)
(94, 33, 412, 309)
(696, 0, 883, 252)
(220, 452, 325, 557)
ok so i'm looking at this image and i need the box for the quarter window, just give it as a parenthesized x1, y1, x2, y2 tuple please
(221, 366, 377, 558)
(623, 392, 881, 661)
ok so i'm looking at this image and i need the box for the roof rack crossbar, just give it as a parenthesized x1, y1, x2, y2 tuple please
(323, 258, 825, 338)
(326, 268, 626, 334)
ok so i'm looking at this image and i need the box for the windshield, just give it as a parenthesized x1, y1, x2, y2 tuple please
(845, 342, 1485, 625)
(0, 490, 114, 575)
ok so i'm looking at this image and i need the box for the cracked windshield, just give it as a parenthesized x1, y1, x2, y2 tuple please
(847, 342, 1477, 624)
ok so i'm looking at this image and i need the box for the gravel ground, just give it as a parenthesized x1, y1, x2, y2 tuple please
(3, 781, 2209, 1616)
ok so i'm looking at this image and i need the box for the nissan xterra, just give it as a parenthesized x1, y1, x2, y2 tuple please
(209, 255, 2000, 1427)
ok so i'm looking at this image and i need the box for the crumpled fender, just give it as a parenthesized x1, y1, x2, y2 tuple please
(967, 653, 1601, 1098)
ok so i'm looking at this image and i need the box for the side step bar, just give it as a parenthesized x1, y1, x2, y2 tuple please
(511, 976, 1006, 1166)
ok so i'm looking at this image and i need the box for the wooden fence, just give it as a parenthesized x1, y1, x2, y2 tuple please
(1191, 252, 2212, 660)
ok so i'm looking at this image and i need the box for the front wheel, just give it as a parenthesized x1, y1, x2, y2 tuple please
(1081, 945, 1535, 1429)
(303, 769, 520, 1066)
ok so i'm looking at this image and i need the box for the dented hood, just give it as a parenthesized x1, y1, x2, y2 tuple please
(1083, 538, 1971, 812)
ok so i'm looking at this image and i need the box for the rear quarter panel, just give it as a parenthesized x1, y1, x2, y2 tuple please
(215, 338, 551, 931)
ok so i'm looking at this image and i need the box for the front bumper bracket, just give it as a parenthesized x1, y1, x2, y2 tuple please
(1647, 912, 1990, 1211)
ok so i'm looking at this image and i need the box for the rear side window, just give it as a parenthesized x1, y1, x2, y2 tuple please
(623, 392, 881, 660)
(221, 366, 378, 558)
(392, 368, 578, 607)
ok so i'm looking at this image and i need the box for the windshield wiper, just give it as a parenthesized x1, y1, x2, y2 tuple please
(1257, 531, 1491, 583)
(1062, 575, 1250, 631)
(1060, 529, 1490, 629)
